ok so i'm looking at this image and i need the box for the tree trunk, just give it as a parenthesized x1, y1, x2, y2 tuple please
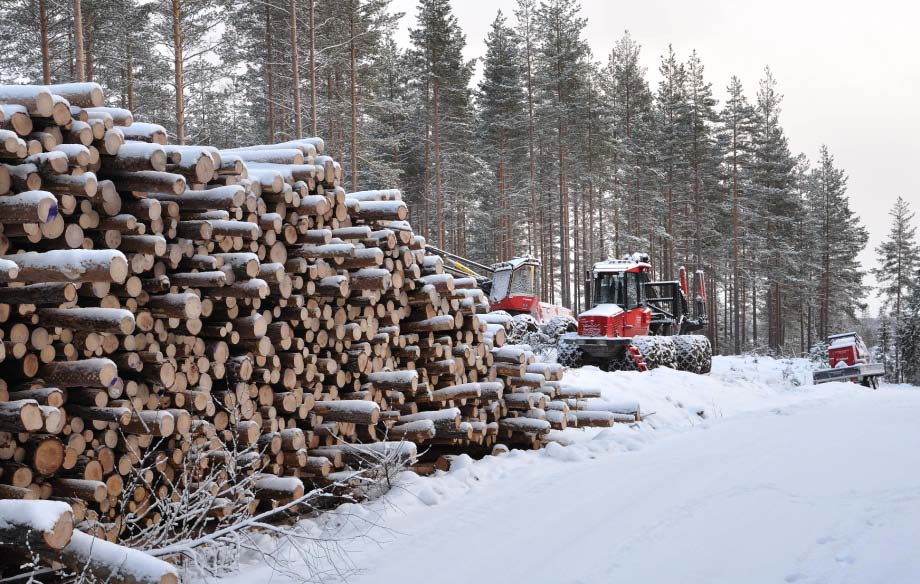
(523, 11, 537, 260)
(433, 80, 443, 249)
(309, 0, 317, 136)
(326, 69, 333, 152)
(39, 0, 51, 84)
(171, 0, 185, 144)
(125, 39, 134, 112)
(349, 1, 357, 191)
(422, 119, 430, 239)
(559, 117, 569, 308)
(732, 134, 741, 354)
(265, 4, 275, 143)
(73, 0, 86, 82)
(752, 278, 758, 344)
(290, 0, 302, 138)
(498, 127, 506, 261)
(84, 7, 94, 82)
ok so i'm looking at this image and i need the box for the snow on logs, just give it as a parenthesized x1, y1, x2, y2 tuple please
(0, 82, 633, 580)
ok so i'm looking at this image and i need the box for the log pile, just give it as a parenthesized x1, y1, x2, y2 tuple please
(0, 83, 638, 580)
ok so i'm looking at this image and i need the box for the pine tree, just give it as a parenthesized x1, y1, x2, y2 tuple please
(408, 0, 480, 253)
(653, 45, 688, 280)
(684, 50, 720, 273)
(718, 76, 755, 353)
(602, 32, 654, 257)
(751, 68, 801, 351)
(514, 0, 540, 266)
(805, 145, 869, 340)
(360, 36, 412, 191)
(532, 0, 591, 308)
(151, 0, 231, 143)
(0, 0, 85, 83)
(898, 274, 920, 385)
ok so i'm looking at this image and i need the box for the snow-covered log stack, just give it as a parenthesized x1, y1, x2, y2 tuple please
(0, 82, 633, 580)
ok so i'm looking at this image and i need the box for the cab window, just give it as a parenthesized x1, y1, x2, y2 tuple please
(625, 272, 639, 308)
(490, 269, 511, 303)
(509, 264, 536, 295)
(595, 272, 625, 305)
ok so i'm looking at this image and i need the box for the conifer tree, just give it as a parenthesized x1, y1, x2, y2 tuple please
(873, 196, 919, 381)
(602, 32, 653, 256)
(877, 312, 894, 381)
(874, 196, 920, 322)
(409, 0, 480, 254)
(805, 145, 869, 340)
(653, 45, 688, 279)
(718, 76, 755, 352)
(898, 274, 920, 385)
(751, 68, 801, 350)
(477, 11, 526, 262)
(532, 0, 591, 308)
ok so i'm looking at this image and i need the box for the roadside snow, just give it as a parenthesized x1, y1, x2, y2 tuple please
(219, 356, 920, 584)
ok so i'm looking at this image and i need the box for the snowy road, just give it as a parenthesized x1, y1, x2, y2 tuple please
(224, 359, 920, 584)
(336, 389, 920, 584)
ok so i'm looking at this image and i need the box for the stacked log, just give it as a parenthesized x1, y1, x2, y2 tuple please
(0, 82, 636, 579)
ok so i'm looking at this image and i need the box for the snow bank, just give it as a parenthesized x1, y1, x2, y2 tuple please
(221, 356, 903, 584)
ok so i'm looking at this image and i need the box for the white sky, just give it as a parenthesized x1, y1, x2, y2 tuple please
(390, 0, 919, 313)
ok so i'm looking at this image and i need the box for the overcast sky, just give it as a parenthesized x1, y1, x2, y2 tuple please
(390, 0, 918, 313)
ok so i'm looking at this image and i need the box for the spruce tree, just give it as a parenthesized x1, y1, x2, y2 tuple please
(477, 11, 526, 262)
(878, 312, 894, 381)
(874, 196, 920, 321)
(898, 274, 920, 385)
(805, 145, 869, 339)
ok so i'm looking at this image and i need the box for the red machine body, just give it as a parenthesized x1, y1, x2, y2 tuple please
(813, 332, 884, 388)
(558, 253, 711, 372)
(576, 301, 651, 338)
(575, 258, 655, 340)
(827, 333, 870, 368)
(487, 256, 573, 324)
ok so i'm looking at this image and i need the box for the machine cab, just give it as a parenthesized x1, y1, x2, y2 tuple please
(579, 255, 653, 338)
(828, 332, 870, 368)
(488, 256, 540, 315)
(593, 269, 646, 308)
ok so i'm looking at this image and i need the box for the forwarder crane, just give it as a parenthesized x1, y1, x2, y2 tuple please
(423, 245, 573, 324)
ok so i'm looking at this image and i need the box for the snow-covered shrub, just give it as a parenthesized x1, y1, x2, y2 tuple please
(808, 341, 829, 368)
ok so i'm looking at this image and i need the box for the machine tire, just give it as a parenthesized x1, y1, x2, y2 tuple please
(508, 314, 539, 344)
(556, 341, 584, 368)
(543, 316, 578, 342)
(609, 356, 640, 372)
(630, 336, 677, 369)
(674, 335, 711, 374)
(697, 336, 713, 374)
(658, 337, 678, 369)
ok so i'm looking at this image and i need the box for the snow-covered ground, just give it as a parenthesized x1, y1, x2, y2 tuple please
(222, 356, 920, 584)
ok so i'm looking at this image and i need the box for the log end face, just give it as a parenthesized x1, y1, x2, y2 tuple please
(44, 507, 74, 551)
(21, 402, 44, 432)
(109, 254, 129, 284)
